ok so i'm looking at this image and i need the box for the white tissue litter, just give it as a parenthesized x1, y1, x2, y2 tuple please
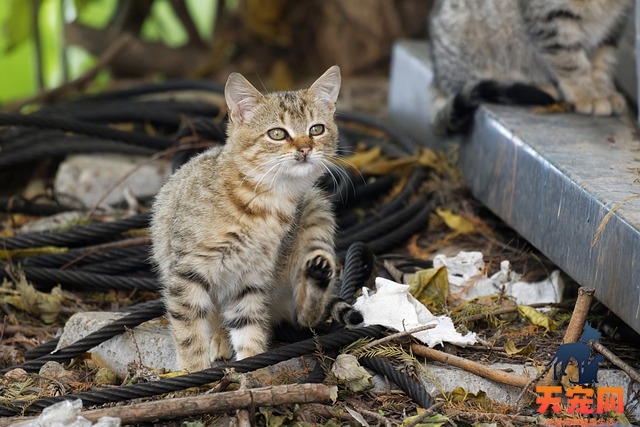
(353, 277, 477, 347)
(10, 399, 120, 427)
(433, 251, 564, 305)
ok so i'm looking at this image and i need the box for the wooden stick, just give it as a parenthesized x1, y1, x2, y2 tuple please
(537, 286, 595, 387)
(0, 384, 336, 426)
(410, 343, 530, 388)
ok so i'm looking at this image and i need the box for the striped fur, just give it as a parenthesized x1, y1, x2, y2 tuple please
(428, 0, 631, 134)
(150, 66, 361, 372)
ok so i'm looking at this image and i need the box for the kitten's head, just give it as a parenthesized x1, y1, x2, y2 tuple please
(224, 66, 341, 187)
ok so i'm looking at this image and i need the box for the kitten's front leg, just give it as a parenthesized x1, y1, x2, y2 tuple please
(222, 285, 271, 360)
(164, 275, 216, 372)
(589, 45, 626, 115)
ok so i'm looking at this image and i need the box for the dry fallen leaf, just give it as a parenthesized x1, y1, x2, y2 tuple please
(504, 340, 535, 357)
(1, 276, 65, 324)
(408, 266, 450, 311)
(518, 305, 557, 332)
(435, 207, 476, 235)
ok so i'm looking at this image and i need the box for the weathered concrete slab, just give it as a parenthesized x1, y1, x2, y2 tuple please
(389, 40, 640, 336)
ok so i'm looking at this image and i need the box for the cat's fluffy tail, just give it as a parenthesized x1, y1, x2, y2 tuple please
(329, 297, 364, 327)
(429, 80, 556, 135)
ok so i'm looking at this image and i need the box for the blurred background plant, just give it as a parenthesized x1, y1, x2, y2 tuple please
(0, 0, 432, 107)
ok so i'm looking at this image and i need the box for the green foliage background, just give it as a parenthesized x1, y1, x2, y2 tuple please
(0, 0, 217, 105)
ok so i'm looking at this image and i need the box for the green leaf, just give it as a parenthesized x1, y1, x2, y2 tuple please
(3, 0, 33, 53)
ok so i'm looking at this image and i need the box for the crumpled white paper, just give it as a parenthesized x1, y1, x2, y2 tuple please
(353, 277, 477, 347)
(10, 399, 120, 427)
(433, 251, 564, 305)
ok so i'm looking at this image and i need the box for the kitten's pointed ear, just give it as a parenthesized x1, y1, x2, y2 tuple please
(225, 73, 263, 124)
(309, 65, 341, 112)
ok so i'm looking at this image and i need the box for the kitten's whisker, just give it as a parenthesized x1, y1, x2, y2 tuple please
(254, 159, 287, 193)
(240, 157, 284, 187)
(320, 161, 347, 205)
(330, 155, 366, 186)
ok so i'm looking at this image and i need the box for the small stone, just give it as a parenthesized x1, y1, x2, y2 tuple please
(4, 368, 29, 382)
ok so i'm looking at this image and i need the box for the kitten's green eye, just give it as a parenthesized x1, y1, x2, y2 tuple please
(309, 124, 325, 136)
(267, 128, 288, 141)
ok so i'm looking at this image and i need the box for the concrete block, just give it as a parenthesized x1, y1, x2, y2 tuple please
(54, 154, 171, 209)
(388, 40, 640, 336)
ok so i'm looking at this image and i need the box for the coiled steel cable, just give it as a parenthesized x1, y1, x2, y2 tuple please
(0, 213, 149, 250)
(78, 254, 151, 275)
(336, 197, 427, 251)
(0, 137, 157, 169)
(0, 113, 172, 150)
(340, 242, 375, 304)
(17, 245, 148, 269)
(0, 326, 386, 415)
(0, 197, 73, 216)
(337, 110, 418, 155)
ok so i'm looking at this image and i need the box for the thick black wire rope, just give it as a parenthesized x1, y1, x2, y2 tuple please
(333, 174, 398, 211)
(1, 300, 165, 374)
(17, 267, 159, 292)
(77, 254, 150, 275)
(0, 197, 73, 216)
(0, 213, 149, 250)
(340, 242, 375, 304)
(336, 197, 427, 251)
(16, 245, 148, 269)
(0, 138, 157, 169)
(342, 167, 427, 235)
(0, 114, 173, 151)
(337, 202, 432, 261)
(360, 357, 434, 409)
(0, 326, 386, 415)
(24, 299, 165, 360)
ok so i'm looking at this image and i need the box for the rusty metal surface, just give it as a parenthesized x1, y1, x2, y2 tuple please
(462, 106, 640, 332)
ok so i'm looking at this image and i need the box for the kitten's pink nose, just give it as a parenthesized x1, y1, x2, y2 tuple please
(297, 146, 311, 157)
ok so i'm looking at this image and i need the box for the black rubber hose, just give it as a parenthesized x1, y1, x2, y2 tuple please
(0, 326, 386, 415)
(2, 300, 165, 374)
(0, 213, 150, 250)
(14, 245, 148, 269)
(0, 197, 74, 216)
(336, 197, 427, 251)
(0, 137, 157, 169)
(16, 267, 159, 292)
(360, 357, 434, 409)
(0, 113, 173, 150)
(334, 174, 398, 211)
(340, 242, 375, 304)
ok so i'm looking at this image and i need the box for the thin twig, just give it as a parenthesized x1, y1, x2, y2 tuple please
(353, 324, 436, 354)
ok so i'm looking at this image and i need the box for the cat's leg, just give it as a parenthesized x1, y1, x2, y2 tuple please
(163, 271, 216, 372)
(208, 310, 233, 361)
(221, 284, 272, 360)
(287, 189, 339, 327)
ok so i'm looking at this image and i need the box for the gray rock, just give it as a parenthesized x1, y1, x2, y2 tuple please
(54, 154, 171, 208)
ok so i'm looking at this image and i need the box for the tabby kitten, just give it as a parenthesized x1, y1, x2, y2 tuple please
(150, 66, 361, 372)
(428, 0, 631, 134)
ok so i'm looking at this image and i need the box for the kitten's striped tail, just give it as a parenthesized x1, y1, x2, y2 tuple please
(430, 80, 556, 135)
(329, 297, 364, 327)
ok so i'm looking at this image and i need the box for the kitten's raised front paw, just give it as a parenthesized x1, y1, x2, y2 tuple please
(305, 250, 335, 288)
(573, 91, 626, 116)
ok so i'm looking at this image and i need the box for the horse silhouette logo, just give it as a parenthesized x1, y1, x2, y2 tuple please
(545, 321, 603, 384)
